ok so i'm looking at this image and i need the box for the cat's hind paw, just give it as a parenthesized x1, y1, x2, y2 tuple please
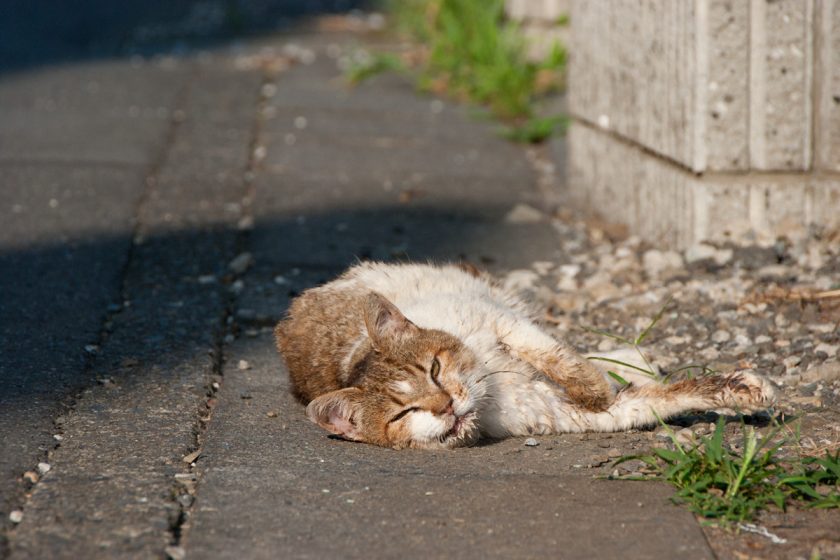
(714, 371, 777, 414)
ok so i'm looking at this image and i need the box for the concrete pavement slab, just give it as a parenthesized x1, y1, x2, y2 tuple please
(188, 335, 713, 560)
(0, 163, 148, 542)
(7, 56, 263, 558)
(0, 60, 186, 165)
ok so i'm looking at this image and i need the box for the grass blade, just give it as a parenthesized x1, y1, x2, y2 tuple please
(606, 370, 629, 386)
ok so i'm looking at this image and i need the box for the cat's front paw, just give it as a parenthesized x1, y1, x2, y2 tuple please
(714, 371, 777, 413)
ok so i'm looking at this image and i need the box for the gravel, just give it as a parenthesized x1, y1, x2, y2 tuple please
(511, 218, 840, 454)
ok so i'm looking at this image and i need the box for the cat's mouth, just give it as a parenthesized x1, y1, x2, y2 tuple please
(443, 410, 477, 440)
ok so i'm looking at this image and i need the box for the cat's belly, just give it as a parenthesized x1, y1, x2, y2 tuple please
(479, 376, 572, 438)
(466, 351, 579, 438)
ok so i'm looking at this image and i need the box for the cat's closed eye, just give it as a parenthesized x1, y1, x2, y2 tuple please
(430, 357, 442, 387)
(388, 407, 419, 424)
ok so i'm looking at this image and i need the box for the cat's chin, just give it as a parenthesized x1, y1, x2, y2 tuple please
(409, 412, 480, 450)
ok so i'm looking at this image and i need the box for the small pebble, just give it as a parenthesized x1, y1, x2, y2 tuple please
(165, 545, 186, 560)
(237, 216, 254, 231)
(228, 252, 254, 275)
(177, 494, 194, 508)
(9, 510, 23, 524)
(229, 280, 244, 294)
(182, 450, 201, 464)
(589, 455, 610, 467)
(711, 330, 731, 343)
(36, 462, 51, 475)
(783, 356, 802, 369)
(524, 438, 539, 447)
(238, 360, 250, 370)
(261, 83, 278, 98)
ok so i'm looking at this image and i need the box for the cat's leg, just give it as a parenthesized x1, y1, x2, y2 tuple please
(496, 317, 614, 411)
(557, 371, 777, 432)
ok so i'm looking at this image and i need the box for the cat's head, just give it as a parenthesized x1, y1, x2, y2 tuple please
(306, 292, 483, 449)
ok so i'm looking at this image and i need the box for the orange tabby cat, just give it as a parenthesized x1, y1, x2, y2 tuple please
(275, 262, 776, 449)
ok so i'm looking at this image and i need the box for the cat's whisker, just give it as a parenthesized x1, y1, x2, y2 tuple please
(471, 369, 533, 385)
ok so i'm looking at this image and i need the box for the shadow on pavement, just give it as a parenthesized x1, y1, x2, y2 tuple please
(0, 201, 561, 531)
(0, 0, 368, 74)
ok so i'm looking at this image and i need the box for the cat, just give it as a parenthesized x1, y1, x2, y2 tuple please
(274, 262, 776, 449)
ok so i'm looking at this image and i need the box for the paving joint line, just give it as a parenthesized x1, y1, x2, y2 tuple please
(165, 63, 278, 558)
(0, 65, 197, 559)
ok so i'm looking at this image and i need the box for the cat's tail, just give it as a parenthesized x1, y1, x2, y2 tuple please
(560, 371, 777, 432)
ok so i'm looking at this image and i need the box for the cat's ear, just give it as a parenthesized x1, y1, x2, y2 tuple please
(364, 292, 418, 350)
(306, 388, 365, 441)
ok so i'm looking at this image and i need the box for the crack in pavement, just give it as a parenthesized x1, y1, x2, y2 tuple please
(1, 66, 196, 560)
(164, 60, 281, 559)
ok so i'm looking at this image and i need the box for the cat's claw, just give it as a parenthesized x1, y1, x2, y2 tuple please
(715, 371, 777, 414)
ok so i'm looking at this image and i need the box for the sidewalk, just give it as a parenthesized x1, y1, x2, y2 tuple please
(1, 26, 715, 559)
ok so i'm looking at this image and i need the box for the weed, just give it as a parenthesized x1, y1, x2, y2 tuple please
(501, 115, 568, 143)
(345, 52, 404, 85)
(354, 0, 566, 141)
(780, 451, 840, 509)
(615, 417, 840, 525)
(585, 299, 840, 523)
(585, 296, 674, 384)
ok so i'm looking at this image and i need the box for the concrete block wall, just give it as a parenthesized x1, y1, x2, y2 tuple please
(508, 0, 840, 248)
(505, 0, 569, 60)
(815, 0, 840, 172)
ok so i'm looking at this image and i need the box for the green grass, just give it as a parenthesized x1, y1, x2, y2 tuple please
(500, 114, 568, 144)
(345, 52, 405, 85)
(614, 416, 840, 526)
(352, 0, 566, 141)
(584, 297, 675, 386)
(584, 300, 839, 524)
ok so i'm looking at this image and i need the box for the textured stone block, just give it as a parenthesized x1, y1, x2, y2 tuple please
(506, 0, 568, 23)
(569, 0, 705, 171)
(569, 0, 819, 172)
(814, 0, 840, 171)
(705, 0, 750, 169)
(749, 0, 813, 170)
(567, 123, 840, 248)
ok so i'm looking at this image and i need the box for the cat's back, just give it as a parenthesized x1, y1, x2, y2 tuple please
(274, 273, 367, 402)
(334, 262, 534, 340)
(333, 261, 495, 302)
